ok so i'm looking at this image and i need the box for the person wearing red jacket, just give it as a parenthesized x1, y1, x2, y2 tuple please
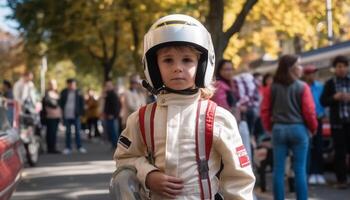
(260, 54, 317, 200)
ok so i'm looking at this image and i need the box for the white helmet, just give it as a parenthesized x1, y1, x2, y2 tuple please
(142, 14, 215, 93)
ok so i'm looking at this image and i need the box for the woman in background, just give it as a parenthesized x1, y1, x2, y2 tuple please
(42, 79, 62, 154)
(261, 54, 317, 200)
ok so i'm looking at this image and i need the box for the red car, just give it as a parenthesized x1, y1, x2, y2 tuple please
(0, 98, 23, 200)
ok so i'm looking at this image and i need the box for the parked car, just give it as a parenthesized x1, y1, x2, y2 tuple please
(0, 97, 23, 200)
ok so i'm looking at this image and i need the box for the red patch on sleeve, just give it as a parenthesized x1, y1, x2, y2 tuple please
(236, 145, 250, 168)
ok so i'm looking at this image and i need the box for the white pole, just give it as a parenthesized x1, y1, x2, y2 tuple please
(41, 56, 47, 97)
(326, 0, 333, 45)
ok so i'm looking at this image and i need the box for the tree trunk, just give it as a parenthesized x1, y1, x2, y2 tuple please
(207, 0, 224, 63)
(103, 62, 112, 82)
(206, 0, 258, 62)
(124, 0, 143, 72)
(130, 13, 142, 72)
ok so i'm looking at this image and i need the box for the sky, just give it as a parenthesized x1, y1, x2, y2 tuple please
(0, 2, 18, 34)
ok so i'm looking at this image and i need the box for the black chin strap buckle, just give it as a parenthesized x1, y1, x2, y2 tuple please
(142, 80, 162, 95)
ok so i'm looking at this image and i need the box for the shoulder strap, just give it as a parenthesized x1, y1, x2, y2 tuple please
(204, 100, 216, 159)
(196, 99, 217, 199)
(138, 102, 157, 165)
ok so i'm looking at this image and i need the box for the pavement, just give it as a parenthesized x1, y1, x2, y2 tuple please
(11, 129, 115, 200)
(11, 128, 350, 200)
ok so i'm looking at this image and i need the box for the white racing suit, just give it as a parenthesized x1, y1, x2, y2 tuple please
(113, 92, 255, 199)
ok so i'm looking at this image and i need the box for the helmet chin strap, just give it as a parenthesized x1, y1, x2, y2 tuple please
(142, 80, 160, 95)
(163, 86, 199, 95)
(142, 80, 199, 95)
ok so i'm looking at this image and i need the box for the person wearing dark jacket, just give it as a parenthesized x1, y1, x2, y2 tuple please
(320, 55, 350, 189)
(42, 79, 62, 154)
(59, 78, 86, 155)
(103, 80, 121, 149)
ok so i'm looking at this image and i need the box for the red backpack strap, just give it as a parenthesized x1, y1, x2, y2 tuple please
(138, 102, 157, 164)
(205, 100, 216, 159)
(195, 99, 217, 199)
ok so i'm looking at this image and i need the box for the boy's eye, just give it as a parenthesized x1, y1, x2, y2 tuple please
(162, 58, 173, 63)
(183, 57, 194, 63)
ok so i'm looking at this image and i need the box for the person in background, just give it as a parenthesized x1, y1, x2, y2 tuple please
(302, 65, 327, 185)
(253, 72, 263, 95)
(233, 71, 263, 140)
(320, 55, 350, 189)
(261, 54, 317, 200)
(85, 89, 101, 139)
(211, 60, 255, 160)
(212, 59, 239, 116)
(59, 78, 86, 155)
(2, 80, 13, 99)
(42, 79, 62, 154)
(124, 74, 146, 117)
(103, 80, 121, 149)
(2, 80, 14, 125)
(260, 73, 273, 97)
(13, 71, 38, 113)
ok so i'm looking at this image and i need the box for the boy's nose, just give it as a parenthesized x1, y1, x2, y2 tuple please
(173, 62, 183, 72)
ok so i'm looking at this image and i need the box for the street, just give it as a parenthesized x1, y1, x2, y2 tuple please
(11, 131, 350, 200)
(12, 131, 115, 200)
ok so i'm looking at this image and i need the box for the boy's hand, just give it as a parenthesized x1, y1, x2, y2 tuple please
(146, 171, 184, 198)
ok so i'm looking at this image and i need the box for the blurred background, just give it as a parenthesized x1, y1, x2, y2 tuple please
(1, 0, 349, 91)
(1, 1, 350, 200)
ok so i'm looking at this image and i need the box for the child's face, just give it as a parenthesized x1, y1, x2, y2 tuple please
(157, 46, 199, 91)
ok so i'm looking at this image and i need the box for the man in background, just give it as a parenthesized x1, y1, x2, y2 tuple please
(59, 78, 86, 155)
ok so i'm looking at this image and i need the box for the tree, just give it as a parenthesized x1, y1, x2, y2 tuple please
(0, 29, 25, 81)
(8, 0, 129, 82)
(222, 0, 350, 67)
(206, 0, 258, 62)
(7, 0, 350, 79)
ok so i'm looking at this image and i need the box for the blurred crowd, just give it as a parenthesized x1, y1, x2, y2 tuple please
(1, 54, 350, 198)
(0, 72, 153, 156)
(211, 54, 350, 199)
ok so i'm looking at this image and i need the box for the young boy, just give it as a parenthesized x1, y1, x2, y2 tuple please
(113, 14, 255, 199)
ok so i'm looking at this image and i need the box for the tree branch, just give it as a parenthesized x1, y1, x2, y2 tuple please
(206, 0, 224, 38)
(87, 46, 103, 62)
(223, 0, 258, 40)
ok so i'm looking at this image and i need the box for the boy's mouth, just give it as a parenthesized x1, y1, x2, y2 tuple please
(171, 78, 186, 81)
(171, 77, 186, 81)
